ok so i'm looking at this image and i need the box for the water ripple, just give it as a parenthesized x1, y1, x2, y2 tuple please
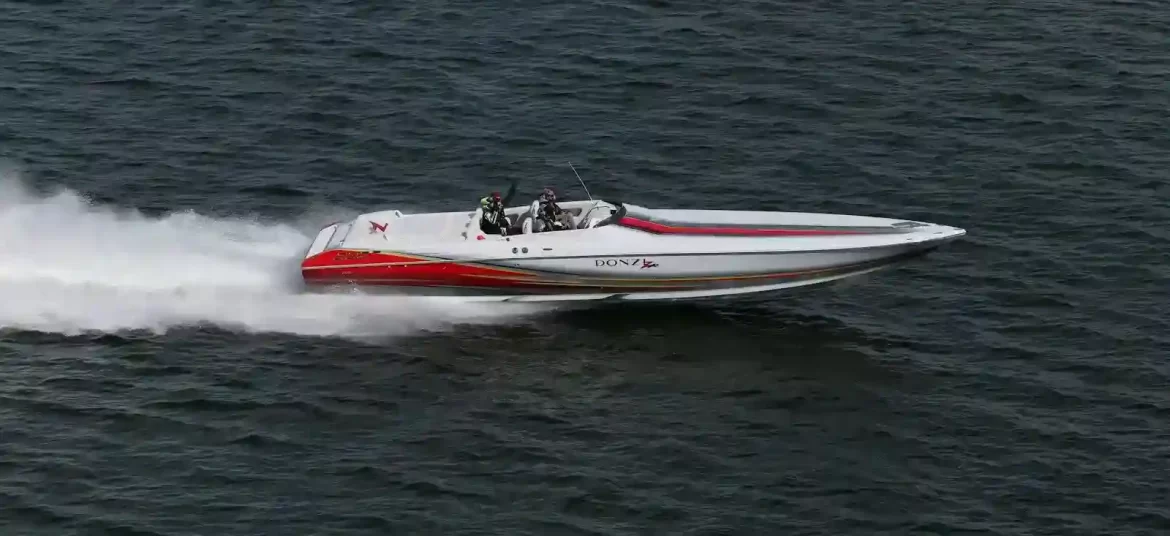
(1, 0, 1168, 534)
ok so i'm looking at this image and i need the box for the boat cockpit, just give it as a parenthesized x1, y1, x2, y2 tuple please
(467, 199, 625, 239)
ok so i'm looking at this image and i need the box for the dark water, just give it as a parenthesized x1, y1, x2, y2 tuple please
(2, 1, 1168, 534)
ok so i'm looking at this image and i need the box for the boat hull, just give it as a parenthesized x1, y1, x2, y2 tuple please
(300, 245, 945, 302)
(297, 199, 965, 302)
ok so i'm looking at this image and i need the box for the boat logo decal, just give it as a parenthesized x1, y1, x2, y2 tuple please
(369, 221, 388, 233)
(334, 250, 370, 261)
(595, 258, 659, 269)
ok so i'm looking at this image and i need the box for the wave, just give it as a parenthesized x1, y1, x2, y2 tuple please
(0, 169, 545, 339)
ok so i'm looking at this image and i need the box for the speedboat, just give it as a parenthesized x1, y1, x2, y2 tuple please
(299, 197, 965, 302)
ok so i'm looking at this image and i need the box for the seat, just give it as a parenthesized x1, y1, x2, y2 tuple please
(520, 201, 541, 234)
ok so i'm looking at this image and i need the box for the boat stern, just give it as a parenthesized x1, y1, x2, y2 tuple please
(301, 221, 353, 264)
(305, 223, 339, 258)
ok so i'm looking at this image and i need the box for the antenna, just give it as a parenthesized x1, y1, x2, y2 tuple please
(568, 161, 593, 201)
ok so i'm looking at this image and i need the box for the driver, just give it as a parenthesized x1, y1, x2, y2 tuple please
(479, 192, 508, 235)
(478, 180, 518, 235)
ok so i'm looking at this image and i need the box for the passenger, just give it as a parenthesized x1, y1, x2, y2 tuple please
(537, 187, 572, 231)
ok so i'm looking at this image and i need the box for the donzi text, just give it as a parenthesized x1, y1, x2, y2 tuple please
(595, 258, 659, 269)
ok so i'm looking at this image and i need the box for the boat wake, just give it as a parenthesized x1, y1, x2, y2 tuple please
(0, 172, 547, 339)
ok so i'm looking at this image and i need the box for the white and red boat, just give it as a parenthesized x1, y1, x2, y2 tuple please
(299, 198, 965, 302)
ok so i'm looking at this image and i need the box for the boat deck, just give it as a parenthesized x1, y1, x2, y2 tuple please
(333, 200, 605, 249)
(340, 210, 478, 248)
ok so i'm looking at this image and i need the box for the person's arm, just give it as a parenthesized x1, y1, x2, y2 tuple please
(501, 180, 518, 205)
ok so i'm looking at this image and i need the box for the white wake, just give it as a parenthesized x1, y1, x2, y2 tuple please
(0, 171, 545, 339)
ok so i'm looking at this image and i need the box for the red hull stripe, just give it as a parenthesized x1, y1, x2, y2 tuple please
(302, 278, 697, 291)
(302, 250, 538, 276)
(616, 217, 868, 236)
(303, 265, 832, 285)
(300, 251, 899, 290)
(302, 249, 551, 289)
